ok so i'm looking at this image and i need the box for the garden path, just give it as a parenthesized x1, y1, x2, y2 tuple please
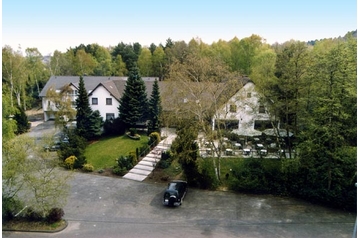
(123, 128, 176, 181)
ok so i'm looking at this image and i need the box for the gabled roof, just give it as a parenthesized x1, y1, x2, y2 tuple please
(39, 76, 159, 98)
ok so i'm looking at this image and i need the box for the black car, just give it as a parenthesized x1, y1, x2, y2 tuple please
(163, 180, 188, 207)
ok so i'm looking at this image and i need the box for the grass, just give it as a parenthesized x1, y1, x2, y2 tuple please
(2, 219, 67, 232)
(85, 133, 149, 170)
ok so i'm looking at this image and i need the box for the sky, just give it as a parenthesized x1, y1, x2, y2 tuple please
(2, 0, 357, 56)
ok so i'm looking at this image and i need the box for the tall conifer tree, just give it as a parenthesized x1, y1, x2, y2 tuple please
(75, 76, 93, 139)
(147, 79, 162, 133)
(118, 66, 148, 129)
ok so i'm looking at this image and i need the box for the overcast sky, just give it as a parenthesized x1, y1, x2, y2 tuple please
(2, 0, 357, 56)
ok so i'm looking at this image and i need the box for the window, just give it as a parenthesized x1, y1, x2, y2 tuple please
(106, 98, 112, 105)
(92, 98, 98, 105)
(247, 92, 251, 98)
(259, 105, 265, 113)
(229, 104, 237, 113)
(106, 113, 115, 120)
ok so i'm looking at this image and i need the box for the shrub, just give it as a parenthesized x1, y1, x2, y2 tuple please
(148, 132, 161, 147)
(25, 207, 43, 221)
(139, 145, 150, 157)
(58, 130, 87, 168)
(157, 151, 173, 169)
(2, 196, 23, 221)
(46, 207, 64, 223)
(197, 158, 219, 190)
(117, 155, 133, 171)
(129, 128, 137, 136)
(112, 166, 127, 176)
(82, 163, 94, 172)
(64, 156, 77, 170)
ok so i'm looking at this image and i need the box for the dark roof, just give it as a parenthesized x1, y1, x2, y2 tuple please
(39, 76, 159, 97)
(40, 76, 251, 114)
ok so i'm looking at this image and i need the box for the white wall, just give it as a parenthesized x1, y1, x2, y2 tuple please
(213, 82, 271, 130)
(89, 86, 119, 121)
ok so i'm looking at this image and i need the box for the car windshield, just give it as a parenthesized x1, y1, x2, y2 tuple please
(168, 183, 178, 190)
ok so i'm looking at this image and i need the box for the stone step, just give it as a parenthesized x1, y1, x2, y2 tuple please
(134, 164, 153, 171)
(129, 168, 152, 176)
(138, 160, 156, 167)
(123, 173, 147, 182)
(142, 157, 159, 163)
(147, 153, 161, 158)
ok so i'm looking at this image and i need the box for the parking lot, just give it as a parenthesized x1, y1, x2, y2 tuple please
(3, 171, 356, 238)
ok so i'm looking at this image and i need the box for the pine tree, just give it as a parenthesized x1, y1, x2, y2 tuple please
(147, 79, 162, 134)
(118, 65, 148, 129)
(87, 110, 104, 140)
(75, 76, 93, 140)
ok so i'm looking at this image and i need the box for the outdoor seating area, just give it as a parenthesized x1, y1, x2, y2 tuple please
(198, 129, 294, 159)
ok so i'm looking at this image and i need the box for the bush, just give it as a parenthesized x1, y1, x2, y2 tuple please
(148, 132, 161, 147)
(82, 163, 94, 172)
(197, 158, 219, 190)
(117, 155, 134, 171)
(46, 207, 64, 223)
(64, 156, 77, 170)
(157, 151, 173, 169)
(139, 145, 150, 157)
(129, 128, 137, 136)
(112, 166, 127, 176)
(2, 196, 23, 221)
(58, 130, 87, 168)
(25, 207, 43, 221)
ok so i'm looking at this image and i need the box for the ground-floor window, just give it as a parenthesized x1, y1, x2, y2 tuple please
(106, 113, 115, 120)
(215, 120, 239, 130)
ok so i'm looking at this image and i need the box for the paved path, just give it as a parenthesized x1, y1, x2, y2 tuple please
(123, 129, 176, 181)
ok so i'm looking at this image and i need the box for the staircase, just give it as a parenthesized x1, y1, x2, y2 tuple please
(123, 134, 176, 181)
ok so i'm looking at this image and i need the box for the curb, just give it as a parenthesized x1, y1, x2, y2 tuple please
(2, 219, 68, 233)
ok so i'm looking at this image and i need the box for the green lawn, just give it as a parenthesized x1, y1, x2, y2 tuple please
(85, 134, 149, 170)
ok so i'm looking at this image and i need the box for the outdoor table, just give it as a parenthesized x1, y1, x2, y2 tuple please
(256, 143, 264, 149)
(243, 148, 251, 155)
(234, 143, 242, 149)
(225, 148, 233, 155)
(260, 149, 268, 156)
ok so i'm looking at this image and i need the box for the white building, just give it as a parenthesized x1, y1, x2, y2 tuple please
(39, 76, 158, 121)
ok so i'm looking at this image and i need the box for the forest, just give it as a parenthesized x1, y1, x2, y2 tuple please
(2, 31, 357, 211)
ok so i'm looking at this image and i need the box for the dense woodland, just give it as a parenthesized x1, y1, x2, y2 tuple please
(2, 31, 357, 211)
